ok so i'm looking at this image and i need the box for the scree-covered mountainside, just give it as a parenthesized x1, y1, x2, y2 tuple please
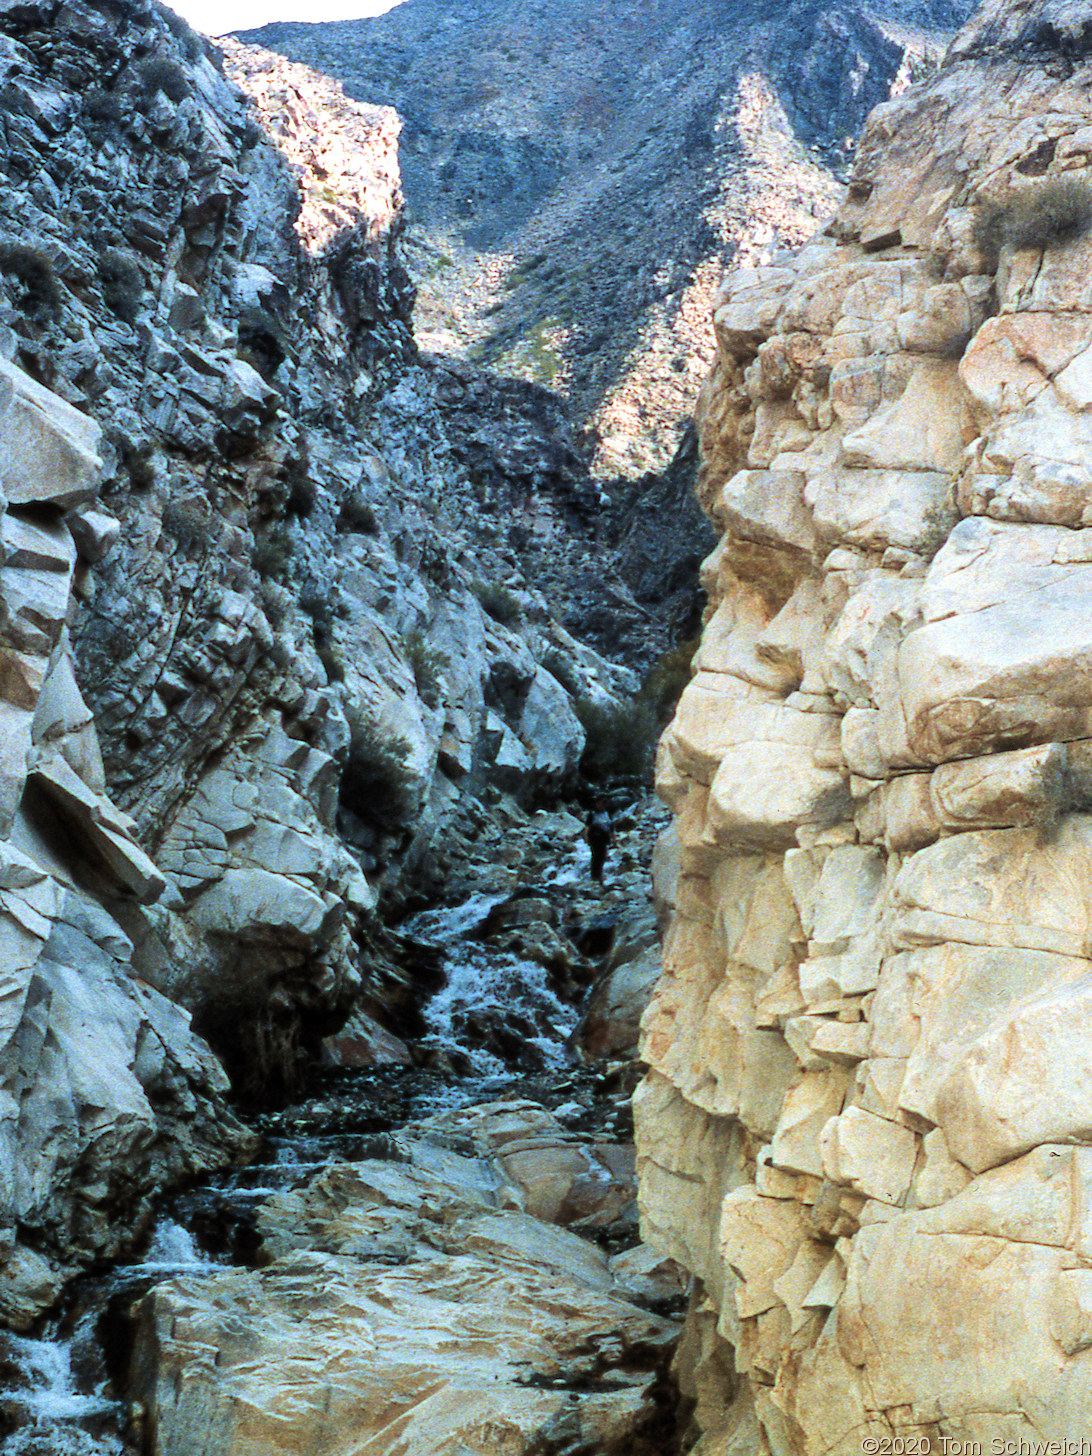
(240, 0, 973, 474)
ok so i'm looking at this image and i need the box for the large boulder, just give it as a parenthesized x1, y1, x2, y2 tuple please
(130, 1127, 678, 1456)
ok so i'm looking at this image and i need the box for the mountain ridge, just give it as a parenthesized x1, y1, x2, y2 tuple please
(238, 0, 975, 473)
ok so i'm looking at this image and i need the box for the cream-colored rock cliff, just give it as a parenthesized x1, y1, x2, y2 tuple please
(637, 1, 1092, 1447)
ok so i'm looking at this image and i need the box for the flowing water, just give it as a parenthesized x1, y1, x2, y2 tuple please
(0, 884, 597, 1454)
(406, 891, 581, 1074)
(0, 1218, 222, 1455)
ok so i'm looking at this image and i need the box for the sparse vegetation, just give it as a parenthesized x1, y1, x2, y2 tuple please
(474, 580, 523, 626)
(974, 176, 1092, 263)
(98, 247, 144, 323)
(523, 317, 563, 386)
(339, 719, 418, 830)
(338, 494, 379, 535)
(403, 630, 448, 708)
(138, 55, 190, 104)
(160, 497, 212, 554)
(251, 524, 293, 581)
(574, 695, 658, 782)
(0, 239, 63, 320)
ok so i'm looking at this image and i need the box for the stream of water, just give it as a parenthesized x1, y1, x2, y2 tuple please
(0, 886, 596, 1454)
(0, 1218, 220, 1456)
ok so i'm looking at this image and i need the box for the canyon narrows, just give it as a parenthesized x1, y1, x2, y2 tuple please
(5, 0, 1092, 1453)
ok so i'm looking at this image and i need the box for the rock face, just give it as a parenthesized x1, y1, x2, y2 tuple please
(238, 0, 972, 476)
(0, 0, 695, 1321)
(637, 2, 1092, 1447)
(0, 355, 249, 1330)
(130, 1102, 683, 1456)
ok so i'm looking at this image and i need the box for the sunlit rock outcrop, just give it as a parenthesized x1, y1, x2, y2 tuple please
(637, 1, 1092, 1446)
(0, 359, 249, 1329)
(131, 1100, 682, 1455)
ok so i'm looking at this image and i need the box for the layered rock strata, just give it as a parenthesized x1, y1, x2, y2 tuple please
(0, 0, 658, 1080)
(638, 0, 1092, 1446)
(0, 0, 674, 1319)
(0, 356, 248, 1329)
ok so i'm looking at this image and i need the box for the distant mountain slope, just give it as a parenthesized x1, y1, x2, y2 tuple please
(238, 0, 973, 473)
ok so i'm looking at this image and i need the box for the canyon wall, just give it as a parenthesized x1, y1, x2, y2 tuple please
(0, 0, 666, 1321)
(637, 0, 1092, 1447)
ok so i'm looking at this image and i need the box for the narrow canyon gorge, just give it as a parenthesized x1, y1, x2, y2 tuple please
(2, 0, 1092, 1452)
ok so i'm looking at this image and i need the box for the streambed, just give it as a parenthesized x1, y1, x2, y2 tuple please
(0, 803, 675, 1455)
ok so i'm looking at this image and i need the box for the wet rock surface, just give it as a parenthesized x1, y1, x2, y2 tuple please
(0, 792, 679, 1455)
(118, 809, 683, 1455)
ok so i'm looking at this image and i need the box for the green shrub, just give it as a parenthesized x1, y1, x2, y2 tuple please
(138, 55, 190, 103)
(155, 2, 203, 60)
(474, 580, 523, 626)
(284, 456, 317, 518)
(299, 585, 337, 639)
(84, 89, 124, 124)
(574, 696, 658, 783)
(571, 638, 698, 784)
(258, 578, 288, 629)
(974, 176, 1092, 261)
(337, 494, 379, 534)
(540, 646, 580, 696)
(98, 247, 144, 322)
(403, 630, 448, 708)
(251, 524, 293, 581)
(317, 642, 346, 683)
(0, 239, 62, 319)
(642, 637, 699, 720)
(339, 722, 417, 829)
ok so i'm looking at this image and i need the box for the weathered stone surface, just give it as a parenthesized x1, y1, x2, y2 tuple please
(0, 362, 248, 1323)
(637, 7, 1092, 1448)
(0, 358, 101, 507)
(131, 1130, 677, 1456)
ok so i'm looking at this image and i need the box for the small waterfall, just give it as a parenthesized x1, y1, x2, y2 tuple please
(0, 1322, 120, 1448)
(405, 893, 582, 1075)
(0, 1214, 227, 1455)
(422, 941, 578, 1074)
(137, 1218, 217, 1273)
(403, 891, 505, 945)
